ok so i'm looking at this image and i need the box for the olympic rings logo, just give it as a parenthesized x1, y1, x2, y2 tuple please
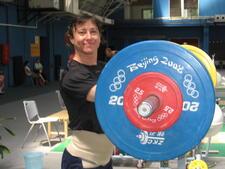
(157, 113, 168, 122)
(183, 74, 199, 98)
(109, 69, 126, 92)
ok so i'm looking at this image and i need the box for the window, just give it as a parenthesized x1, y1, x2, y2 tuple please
(142, 8, 152, 19)
(170, 0, 198, 18)
(184, 0, 198, 17)
(170, 0, 181, 17)
(129, 0, 153, 19)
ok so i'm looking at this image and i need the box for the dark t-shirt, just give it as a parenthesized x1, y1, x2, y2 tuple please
(59, 60, 105, 133)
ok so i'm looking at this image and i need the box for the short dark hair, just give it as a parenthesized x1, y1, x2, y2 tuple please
(64, 14, 103, 49)
(24, 61, 29, 66)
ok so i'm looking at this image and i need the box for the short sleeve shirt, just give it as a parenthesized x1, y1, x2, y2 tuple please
(59, 60, 105, 133)
(24, 65, 32, 76)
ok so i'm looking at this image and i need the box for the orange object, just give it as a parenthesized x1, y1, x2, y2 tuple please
(2, 44, 10, 65)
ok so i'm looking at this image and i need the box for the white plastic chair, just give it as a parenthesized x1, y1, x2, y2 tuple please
(22, 100, 60, 148)
(55, 90, 66, 109)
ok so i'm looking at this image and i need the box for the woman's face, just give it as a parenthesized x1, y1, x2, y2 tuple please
(70, 20, 101, 55)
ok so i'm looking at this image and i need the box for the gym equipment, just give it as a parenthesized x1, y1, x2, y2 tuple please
(202, 104, 223, 161)
(188, 159, 208, 169)
(96, 40, 215, 161)
(123, 72, 183, 132)
(206, 104, 223, 137)
(181, 44, 217, 87)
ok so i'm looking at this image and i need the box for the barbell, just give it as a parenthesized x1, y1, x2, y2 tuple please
(181, 44, 217, 87)
(95, 40, 216, 161)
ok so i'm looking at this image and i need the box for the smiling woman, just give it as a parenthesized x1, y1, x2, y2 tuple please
(64, 15, 102, 62)
(60, 15, 114, 169)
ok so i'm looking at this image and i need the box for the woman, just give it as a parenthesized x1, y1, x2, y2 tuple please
(34, 58, 46, 86)
(60, 15, 114, 169)
(24, 61, 35, 85)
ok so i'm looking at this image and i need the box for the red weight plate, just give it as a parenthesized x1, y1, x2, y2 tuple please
(123, 72, 183, 131)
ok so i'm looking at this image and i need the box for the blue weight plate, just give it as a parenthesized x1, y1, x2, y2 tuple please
(95, 40, 215, 161)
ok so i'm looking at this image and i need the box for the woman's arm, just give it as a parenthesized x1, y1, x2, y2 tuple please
(86, 85, 97, 102)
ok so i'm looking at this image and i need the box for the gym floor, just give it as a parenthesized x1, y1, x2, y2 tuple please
(0, 82, 225, 169)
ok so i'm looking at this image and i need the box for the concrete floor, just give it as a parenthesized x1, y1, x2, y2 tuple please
(0, 82, 225, 169)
